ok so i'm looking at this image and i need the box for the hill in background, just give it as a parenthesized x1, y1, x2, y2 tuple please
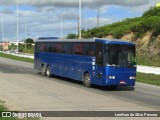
(68, 7, 160, 66)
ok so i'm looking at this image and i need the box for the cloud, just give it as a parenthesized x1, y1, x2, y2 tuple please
(23, 0, 150, 8)
(0, 9, 14, 14)
(83, 17, 114, 29)
(0, 0, 150, 8)
(0, 0, 153, 40)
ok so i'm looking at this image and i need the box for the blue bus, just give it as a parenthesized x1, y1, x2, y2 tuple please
(34, 38, 136, 87)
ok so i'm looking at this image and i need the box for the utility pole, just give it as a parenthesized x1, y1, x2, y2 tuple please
(85, 18, 88, 31)
(2, 16, 4, 52)
(97, 0, 100, 28)
(61, 14, 63, 39)
(78, 17, 79, 37)
(79, 0, 82, 39)
(16, 0, 19, 53)
(25, 24, 27, 51)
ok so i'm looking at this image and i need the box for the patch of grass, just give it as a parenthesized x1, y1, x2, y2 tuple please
(0, 101, 18, 120)
(136, 56, 160, 67)
(136, 72, 160, 86)
(0, 101, 39, 120)
(0, 52, 34, 63)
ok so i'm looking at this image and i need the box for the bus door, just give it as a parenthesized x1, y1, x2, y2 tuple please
(94, 43, 104, 85)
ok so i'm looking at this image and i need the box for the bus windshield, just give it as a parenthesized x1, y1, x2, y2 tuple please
(105, 44, 136, 67)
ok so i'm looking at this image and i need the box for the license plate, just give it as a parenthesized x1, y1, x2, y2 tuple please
(120, 81, 126, 84)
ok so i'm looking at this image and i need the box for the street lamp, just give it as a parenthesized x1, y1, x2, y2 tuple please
(79, 0, 82, 39)
(1, 16, 4, 52)
(61, 14, 63, 39)
(97, 0, 100, 28)
(85, 18, 88, 31)
(25, 24, 27, 51)
(16, 0, 19, 53)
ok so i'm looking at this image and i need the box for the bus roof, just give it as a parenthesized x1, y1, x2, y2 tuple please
(95, 38, 135, 45)
(36, 38, 135, 45)
(38, 37, 59, 40)
(36, 39, 95, 42)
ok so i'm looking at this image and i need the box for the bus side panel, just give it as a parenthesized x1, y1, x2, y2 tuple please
(34, 52, 40, 71)
(91, 65, 105, 86)
(35, 52, 104, 85)
(50, 54, 81, 80)
(34, 52, 48, 71)
(61, 54, 72, 78)
(69, 55, 90, 81)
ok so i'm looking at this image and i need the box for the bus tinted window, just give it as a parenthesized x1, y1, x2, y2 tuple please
(54, 43, 63, 53)
(84, 43, 95, 56)
(72, 43, 83, 55)
(63, 43, 72, 54)
(47, 42, 53, 52)
(36, 42, 95, 56)
(39, 42, 47, 52)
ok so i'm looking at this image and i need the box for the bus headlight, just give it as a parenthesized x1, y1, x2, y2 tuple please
(107, 76, 116, 79)
(130, 76, 135, 79)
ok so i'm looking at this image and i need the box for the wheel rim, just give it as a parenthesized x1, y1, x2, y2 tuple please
(42, 67, 45, 73)
(41, 66, 46, 76)
(85, 75, 90, 84)
(46, 68, 50, 76)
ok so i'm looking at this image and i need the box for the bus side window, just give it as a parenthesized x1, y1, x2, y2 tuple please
(39, 43, 46, 52)
(96, 43, 103, 66)
(63, 43, 72, 54)
(83, 43, 95, 56)
(73, 43, 83, 55)
(88, 44, 95, 56)
(54, 43, 63, 53)
(52, 43, 55, 53)
(39, 43, 42, 52)
(47, 42, 53, 52)
(84, 43, 89, 55)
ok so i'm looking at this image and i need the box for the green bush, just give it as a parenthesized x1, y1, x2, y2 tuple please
(143, 7, 160, 17)
(81, 7, 160, 38)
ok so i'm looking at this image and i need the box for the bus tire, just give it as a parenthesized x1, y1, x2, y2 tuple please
(83, 73, 91, 87)
(41, 65, 46, 76)
(46, 66, 52, 77)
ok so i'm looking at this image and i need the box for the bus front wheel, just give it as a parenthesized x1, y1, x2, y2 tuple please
(83, 73, 91, 87)
(46, 66, 52, 77)
(41, 65, 46, 76)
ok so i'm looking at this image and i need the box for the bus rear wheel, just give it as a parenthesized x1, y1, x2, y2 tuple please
(46, 66, 52, 77)
(41, 65, 46, 76)
(83, 73, 91, 87)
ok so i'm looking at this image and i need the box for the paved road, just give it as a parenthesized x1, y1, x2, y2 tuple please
(0, 57, 160, 119)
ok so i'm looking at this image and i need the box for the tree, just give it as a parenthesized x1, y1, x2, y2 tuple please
(66, 34, 77, 39)
(25, 38, 34, 44)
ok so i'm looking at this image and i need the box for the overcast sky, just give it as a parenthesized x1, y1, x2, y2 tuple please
(0, 0, 159, 41)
